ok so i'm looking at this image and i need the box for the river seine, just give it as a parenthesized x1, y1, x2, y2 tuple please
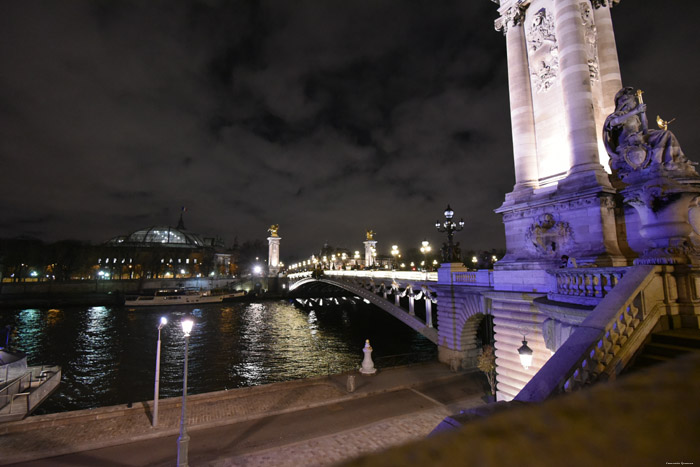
(0, 300, 436, 414)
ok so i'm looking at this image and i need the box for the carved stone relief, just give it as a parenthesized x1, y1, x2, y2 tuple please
(525, 213, 574, 256)
(526, 8, 558, 93)
(580, 2, 599, 81)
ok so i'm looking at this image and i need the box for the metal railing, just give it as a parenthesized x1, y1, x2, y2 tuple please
(0, 365, 60, 415)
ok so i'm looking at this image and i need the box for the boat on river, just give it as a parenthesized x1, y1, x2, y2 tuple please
(124, 288, 244, 307)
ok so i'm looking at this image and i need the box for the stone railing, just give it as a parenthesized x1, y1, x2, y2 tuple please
(287, 271, 313, 280)
(516, 265, 666, 402)
(548, 267, 630, 306)
(323, 270, 438, 282)
(452, 270, 493, 287)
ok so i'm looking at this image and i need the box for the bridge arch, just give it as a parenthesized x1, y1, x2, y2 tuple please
(289, 277, 438, 344)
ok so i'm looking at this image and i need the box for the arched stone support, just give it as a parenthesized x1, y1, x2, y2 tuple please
(433, 284, 492, 369)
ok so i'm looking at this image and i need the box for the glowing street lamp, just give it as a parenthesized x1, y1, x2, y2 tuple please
(518, 337, 533, 370)
(391, 245, 400, 269)
(152, 316, 167, 428)
(420, 240, 431, 271)
(177, 317, 195, 467)
(435, 204, 465, 263)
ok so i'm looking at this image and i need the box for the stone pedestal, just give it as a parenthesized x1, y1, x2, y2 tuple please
(622, 174, 700, 265)
(437, 262, 468, 284)
(496, 188, 626, 271)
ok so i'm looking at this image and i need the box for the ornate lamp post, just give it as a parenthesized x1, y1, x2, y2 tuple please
(177, 317, 194, 467)
(420, 240, 431, 271)
(391, 245, 400, 270)
(152, 316, 167, 428)
(435, 204, 465, 262)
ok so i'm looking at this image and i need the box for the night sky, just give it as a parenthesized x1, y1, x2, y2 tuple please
(2, 1, 699, 259)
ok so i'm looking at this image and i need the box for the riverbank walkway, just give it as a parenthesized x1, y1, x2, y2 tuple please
(0, 361, 489, 466)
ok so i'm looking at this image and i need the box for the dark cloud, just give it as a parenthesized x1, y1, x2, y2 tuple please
(1, 1, 698, 261)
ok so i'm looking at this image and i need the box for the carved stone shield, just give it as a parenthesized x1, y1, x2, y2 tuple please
(623, 145, 650, 171)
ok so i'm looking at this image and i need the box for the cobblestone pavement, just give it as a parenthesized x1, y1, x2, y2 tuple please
(210, 408, 451, 467)
(1, 363, 485, 465)
(0, 380, 347, 463)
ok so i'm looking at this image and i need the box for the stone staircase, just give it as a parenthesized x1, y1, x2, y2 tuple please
(629, 329, 700, 371)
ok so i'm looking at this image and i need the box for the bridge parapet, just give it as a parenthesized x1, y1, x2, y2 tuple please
(452, 270, 493, 287)
(547, 267, 629, 306)
(516, 265, 673, 403)
(323, 270, 438, 282)
(289, 269, 498, 288)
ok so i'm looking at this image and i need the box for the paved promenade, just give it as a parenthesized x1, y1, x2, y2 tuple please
(0, 362, 489, 466)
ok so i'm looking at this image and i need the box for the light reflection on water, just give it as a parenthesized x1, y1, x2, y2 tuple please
(0, 300, 436, 414)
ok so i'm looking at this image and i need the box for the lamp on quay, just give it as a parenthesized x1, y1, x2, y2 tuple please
(177, 317, 195, 467)
(152, 316, 168, 428)
(435, 204, 465, 263)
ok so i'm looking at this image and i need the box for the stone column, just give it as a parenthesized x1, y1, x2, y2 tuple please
(592, 3, 622, 116)
(364, 240, 377, 268)
(267, 236, 281, 276)
(504, 13, 539, 191)
(554, 0, 609, 186)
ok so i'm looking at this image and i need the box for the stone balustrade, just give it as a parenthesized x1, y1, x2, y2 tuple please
(323, 270, 438, 282)
(548, 267, 629, 306)
(452, 270, 493, 287)
(516, 265, 667, 402)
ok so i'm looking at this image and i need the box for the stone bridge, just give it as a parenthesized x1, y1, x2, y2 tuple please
(288, 268, 494, 368)
(286, 263, 700, 404)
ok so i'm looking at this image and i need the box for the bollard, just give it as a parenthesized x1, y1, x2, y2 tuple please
(346, 375, 356, 392)
(360, 339, 377, 375)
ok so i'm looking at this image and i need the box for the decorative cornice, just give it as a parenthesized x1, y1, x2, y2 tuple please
(591, 0, 621, 9)
(494, 0, 532, 35)
(501, 195, 616, 221)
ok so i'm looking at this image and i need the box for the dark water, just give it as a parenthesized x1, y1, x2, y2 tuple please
(0, 300, 436, 414)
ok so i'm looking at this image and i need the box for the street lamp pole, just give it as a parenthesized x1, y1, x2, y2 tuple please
(420, 240, 431, 271)
(391, 245, 400, 270)
(435, 204, 465, 263)
(177, 318, 194, 467)
(152, 316, 168, 428)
